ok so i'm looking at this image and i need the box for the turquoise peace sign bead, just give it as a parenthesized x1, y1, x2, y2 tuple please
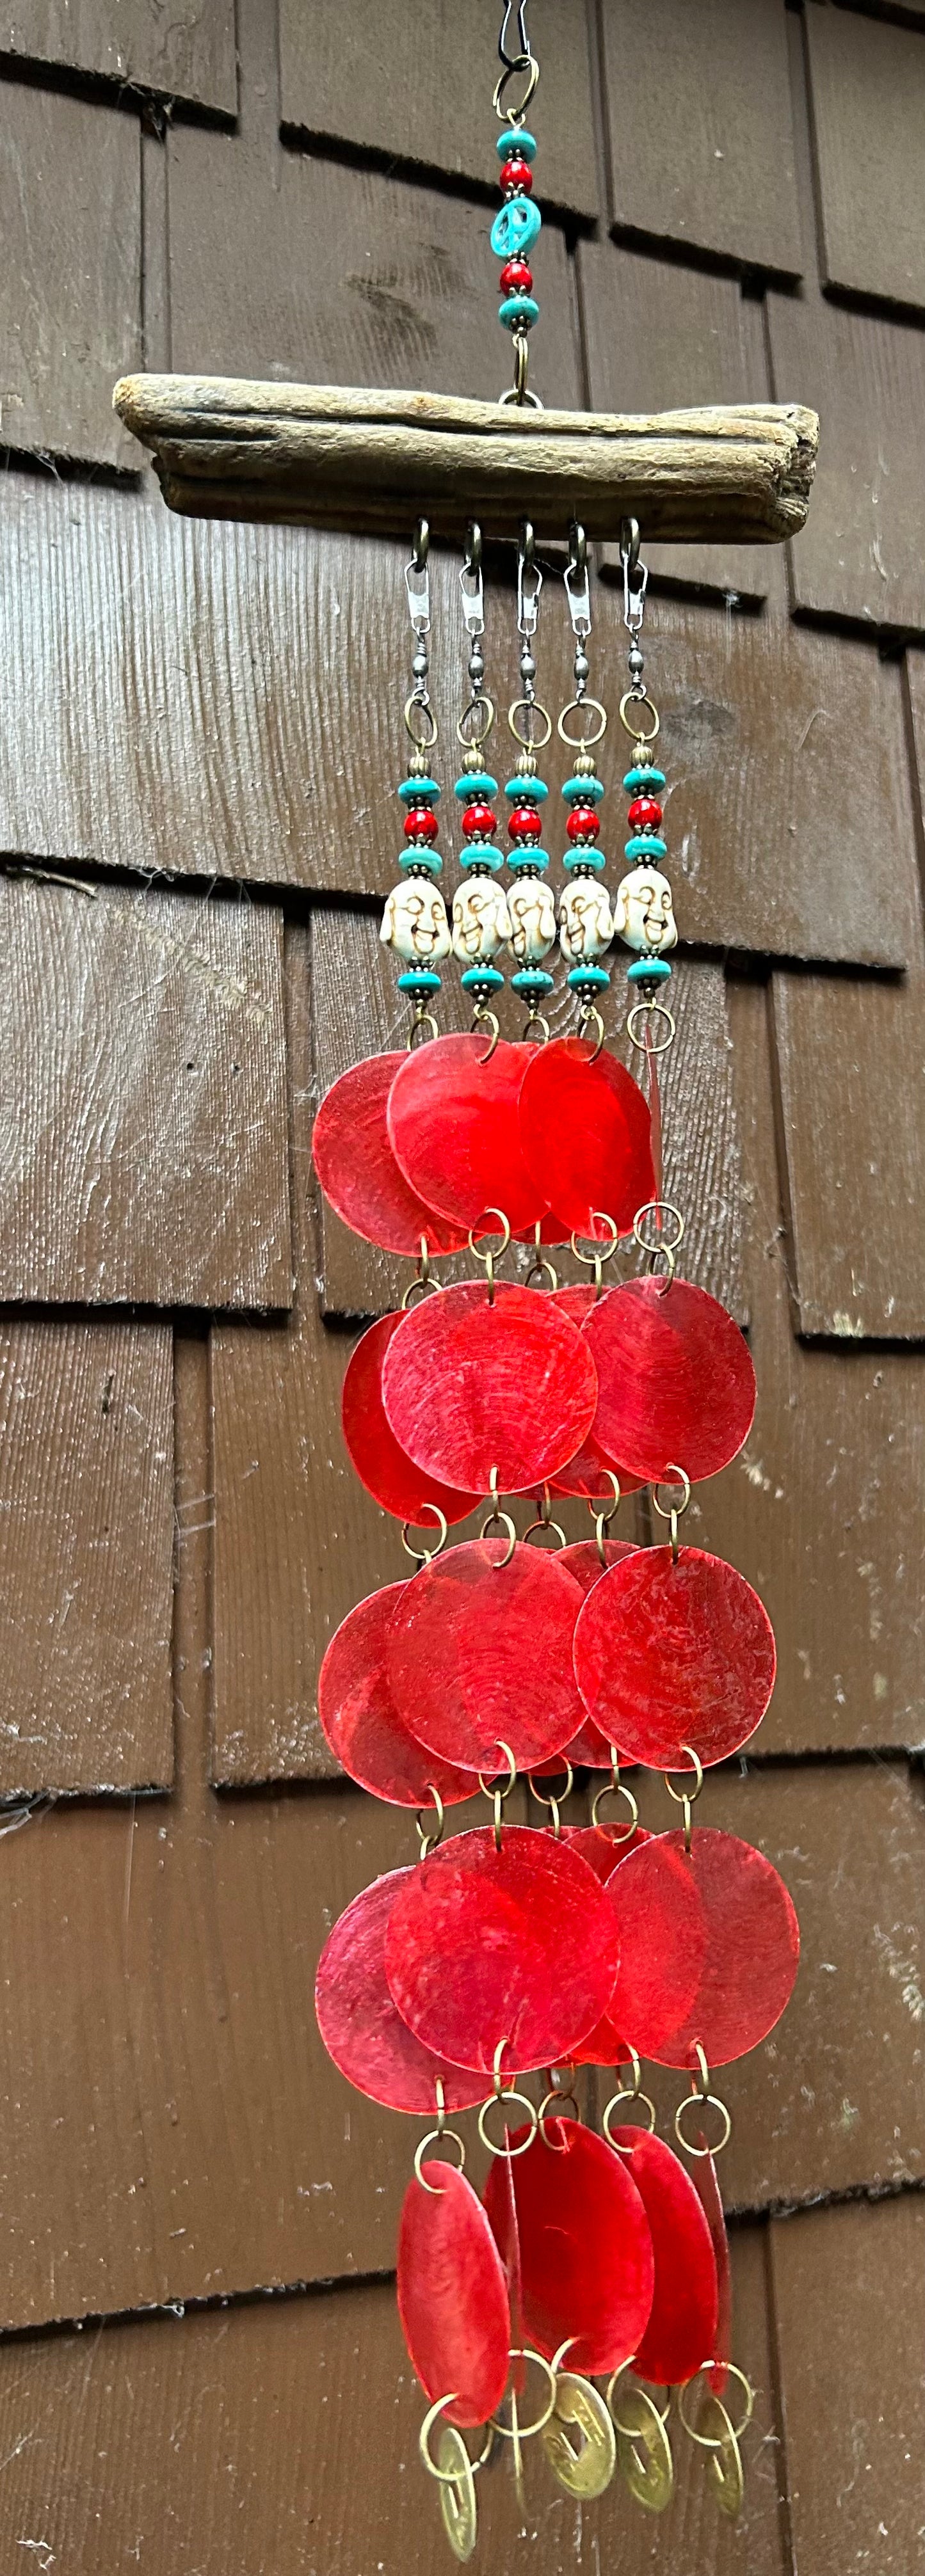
(490, 196, 542, 258)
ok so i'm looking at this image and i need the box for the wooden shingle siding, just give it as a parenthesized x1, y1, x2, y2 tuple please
(771, 2195, 925, 2576)
(805, 4, 925, 316)
(600, 0, 801, 280)
(0, 1319, 173, 1792)
(0, 0, 237, 113)
(771, 957, 925, 1340)
(0, 878, 292, 1308)
(0, 76, 141, 468)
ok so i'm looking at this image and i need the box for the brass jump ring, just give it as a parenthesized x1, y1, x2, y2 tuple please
(606, 2363, 671, 2434)
(494, 54, 540, 121)
(602, 2082, 657, 2147)
(508, 697, 552, 751)
(576, 1003, 606, 1061)
(674, 2085, 732, 2159)
(557, 695, 607, 749)
(404, 692, 438, 751)
(414, 2127, 467, 2191)
(618, 690, 659, 742)
(478, 2090, 538, 2158)
(415, 1784, 446, 1859)
(570, 1214, 619, 1266)
(476, 1742, 517, 1801)
(492, 2348, 558, 2443)
(663, 1746, 704, 1804)
(401, 1505, 449, 1568)
(678, 2364, 755, 2449)
(538, 2088, 580, 2143)
(456, 694, 495, 751)
(478, 1504, 517, 1568)
(406, 1008, 439, 1051)
(591, 1776, 639, 1837)
(521, 1513, 567, 1550)
(627, 999, 675, 1057)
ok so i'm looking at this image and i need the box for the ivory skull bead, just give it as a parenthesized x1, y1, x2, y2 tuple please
(507, 877, 557, 964)
(451, 878, 513, 965)
(380, 880, 452, 965)
(558, 877, 615, 964)
(613, 866, 678, 954)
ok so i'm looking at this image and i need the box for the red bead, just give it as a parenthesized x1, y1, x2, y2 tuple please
(627, 795, 663, 830)
(403, 805, 439, 843)
(462, 801, 497, 838)
(501, 157, 533, 195)
(508, 804, 543, 842)
(500, 256, 533, 294)
(567, 806, 600, 841)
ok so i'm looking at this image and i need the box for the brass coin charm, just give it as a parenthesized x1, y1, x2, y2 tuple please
(612, 2383, 673, 2515)
(700, 2396, 744, 2522)
(542, 2373, 616, 2499)
(435, 2426, 478, 2563)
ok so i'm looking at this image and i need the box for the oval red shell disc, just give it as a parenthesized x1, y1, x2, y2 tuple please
(312, 1053, 466, 1255)
(519, 1037, 654, 1241)
(381, 1281, 598, 1495)
(485, 2117, 654, 2376)
(549, 1291, 643, 1500)
(573, 1544, 776, 1770)
(398, 2163, 511, 2429)
(318, 1584, 474, 1809)
(611, 2129, 718, 2387)
(582, 1275, 757, 1484)
(384, 1826, 621, 2074)
(341, 1315, 478, 1526)
(387, 1032, 548, 1236)
(314, 1869, 487, 2114)
(386, 1538, 585, 1772)
(605, 1829, 800, 2067)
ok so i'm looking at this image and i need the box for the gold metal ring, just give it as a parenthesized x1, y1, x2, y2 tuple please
(401, 1505, 449, 1567)
(508, 697, 552, 750)
(476, 1742, 517, 1801)
(468, 1210, 511, 1263)
(606, 2363, 671, 2434)
(478, 2090, 538, 2157)
(557, 696, 607, 748)
(663, 1746, 704, 1802)
(494, 54, 540, 120)
(415, 1785, 446, 1859)
(570, 1214, 619, 1265)
(406, 1008, 439, 1050)
(627, 999, 675, 1056)
(539, 2089, 580, 2143)
(521, 1513, 567, 1550)
(522, 1009, 550, 1046)
(652, 1467, 691, 1524)
(478, 1504, 517, 1568)
(619, 691, 660, 742)
(498, 381, 543, 410)
(492, 2347, 558, 2442)
(404, 693, 439, 750)
(575, 1003, 606, 1061)
(602, 2083, 657, 2145)
(674, 2087, 732, 2159)
(632, 1198, 685, 1260)
(470, 1004, 501, 1063)
(456, 695, 495, 750)
(678, 2364, 754, 2449)
(414, 2127, 467, 2190)
(591, 1776, 639, 1836)
(587, 1472, 622, 1548)
(419, 2396, 494, 2481)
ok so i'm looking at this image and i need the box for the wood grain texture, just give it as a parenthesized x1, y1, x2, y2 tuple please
(0, 876, 291, 1308)
(600, 0, 801, 280)
(805, 3, 925, 314)
(578, 239, 787, 605)
(1, 0, 237, 110)
(0, 1320, 173, 1792)
(0, 78, 140, 468)
(0, 2233, 785, 2572)
(280, 0, 600, 221)
(771, 946, 925, 1339)
(768, 10, 925, 633)
(771, 2196, 925, 2576)
(115, 375, 817, 544)
(695, 981, 925, 1756)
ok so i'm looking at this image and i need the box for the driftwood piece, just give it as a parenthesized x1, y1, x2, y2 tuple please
(113, 375, 818, 545)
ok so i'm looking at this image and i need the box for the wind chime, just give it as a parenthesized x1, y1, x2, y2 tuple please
(309, 8, 800, 2557)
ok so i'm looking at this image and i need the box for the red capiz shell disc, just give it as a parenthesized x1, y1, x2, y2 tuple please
(485, 2117, 654, 2376)
(605, 1828, 800, 2067)
(398, 2163, 511, 2429)
(518, 1037, 655, 1240)
(317, 1583, 474, 1809)
(386, 1538, 586, 1771)
(383, 1826, 621, 2075)
(387, 1031, 548, 1236)
(341, 1314, 478, 1526)
(381, 1281, 599, 1495)
(573, 1544, 776, 1769)
(312, 1053, 466, 1254)
(582, 1275, 757, 1484)
(610, 2128, 719, 2387)
(314, 1869, 487, 2113)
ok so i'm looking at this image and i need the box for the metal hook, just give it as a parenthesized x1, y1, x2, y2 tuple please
(517, 522, 542, 637)
(460, 522, 485, 638)
(499, 0, 532, 72)
(619, 518, 648, 635)
(564, 523, 591, 639)
(405, 523, 430, 636)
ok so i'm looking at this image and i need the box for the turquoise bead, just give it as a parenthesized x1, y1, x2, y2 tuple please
(504, 775, 548, 801)
(568, 965, 611, 992)
(623, 765, 666, 794)
(461, 964, 504, 994)
(490, 197, 542, 258)
(561, 773, 604, 804)
(512, 967, 554, 997)
(627, 955, 672, 984)
(624, 834, 667, 863)
(398, 774, 440, 802)
(499, 293, 539, 330)
(398, 969, 441, 995)
(508, 847, 550, 873)
(460, 843, 504, 873)
(563, 847, 606, 874)
(496, 127, 536, 162)
(399, 846, 442, 876)
(454, 771, 498, 800)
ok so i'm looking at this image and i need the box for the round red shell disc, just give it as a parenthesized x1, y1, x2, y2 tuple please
(485, 2117, 654, 2376)
(314, 1869, 487, 2114)
(387, 1032, 548, 1236)
(341, 1314, 478, 1526)
(398, 2163, 511, 2429)
(381, 1281, 598, 1495)
(318, 1583, 474, 1809)
(582, 1275, 757, 1484)
(312, 1053, 466, 1255)
(519, 1037, 654, 1241)
(610, 2129, 718, 2387)
(573, 1544, 776, 1770)
(605, 1829, 800, 2067)
(549, 1291, 643, 1499)
(386, 1538, 585, 1771)
(384, 1826, 621, 2074)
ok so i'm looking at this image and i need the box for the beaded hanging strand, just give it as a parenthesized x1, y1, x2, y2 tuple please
(492, 1, 542, 408)
(556, 525, 614, 1039)
(505, 523, 556, 1025)
(379, 518, 452, 1037)
(613, 520, 679, 1049)
(451, 521, 511, 1018)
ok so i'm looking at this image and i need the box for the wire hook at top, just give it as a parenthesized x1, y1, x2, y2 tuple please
(564, 523, 591, 639)
(405, 520, 430, 636)
(499, 0, 531, 70)
(517, 521, 542, 636)
(619, 517, 648, 636)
